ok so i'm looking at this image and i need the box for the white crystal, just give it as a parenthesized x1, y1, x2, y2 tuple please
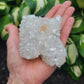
(19, 15, 67, 67)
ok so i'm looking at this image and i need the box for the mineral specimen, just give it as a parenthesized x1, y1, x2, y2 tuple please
(19, 15, 67, 67)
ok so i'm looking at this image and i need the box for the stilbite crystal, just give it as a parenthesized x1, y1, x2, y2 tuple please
(19, 15, 67, 67)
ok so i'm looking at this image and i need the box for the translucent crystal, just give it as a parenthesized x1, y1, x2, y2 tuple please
(19, 15, 67, 67)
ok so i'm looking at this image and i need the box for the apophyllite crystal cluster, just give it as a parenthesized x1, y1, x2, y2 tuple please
(19, 15, 67, 67)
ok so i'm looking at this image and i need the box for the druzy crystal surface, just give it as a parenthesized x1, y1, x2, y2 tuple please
(19, 15, 67, 67)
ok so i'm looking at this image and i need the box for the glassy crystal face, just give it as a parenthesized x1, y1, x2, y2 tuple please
(19, 15, 67, 67)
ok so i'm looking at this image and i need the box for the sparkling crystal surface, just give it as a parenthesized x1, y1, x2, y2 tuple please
(19, 15, 67, 67)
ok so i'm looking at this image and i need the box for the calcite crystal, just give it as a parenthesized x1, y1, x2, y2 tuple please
(19, 15, 67, 67)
